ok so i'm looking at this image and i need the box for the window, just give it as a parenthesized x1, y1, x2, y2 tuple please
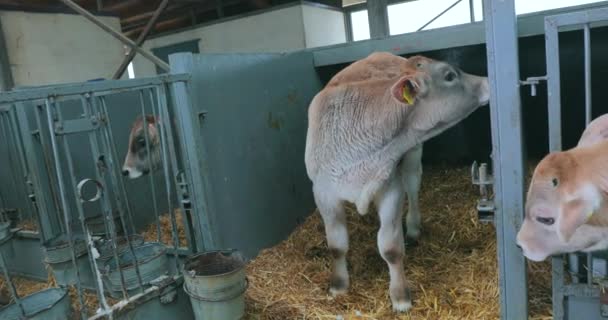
(351, 10, 371, 41)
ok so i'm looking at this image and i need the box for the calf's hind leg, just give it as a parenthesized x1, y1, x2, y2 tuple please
(376, 176, 412, 312)
(314, 186, 350, 296)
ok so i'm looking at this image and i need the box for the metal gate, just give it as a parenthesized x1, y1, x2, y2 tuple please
(0, 74, 213, 319)
(543, 6, 608, 320)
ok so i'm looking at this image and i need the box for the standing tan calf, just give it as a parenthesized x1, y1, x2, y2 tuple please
(305, 52, 489, 312)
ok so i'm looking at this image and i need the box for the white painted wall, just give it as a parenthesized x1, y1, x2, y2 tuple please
(0, 11, 125, 87)
(133, 4, 346, 77)
(302, 5, 346, 48)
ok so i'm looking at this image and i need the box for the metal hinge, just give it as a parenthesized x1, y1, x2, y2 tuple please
(519, 76, 548, 97)
(471, 161, 495, 224)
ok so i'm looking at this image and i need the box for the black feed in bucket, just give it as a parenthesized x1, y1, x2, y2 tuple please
(186, 251, 245, 276)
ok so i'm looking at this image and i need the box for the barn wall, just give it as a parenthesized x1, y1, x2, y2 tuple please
(0, 11, 125, 86)
(133, 3, 347, 77)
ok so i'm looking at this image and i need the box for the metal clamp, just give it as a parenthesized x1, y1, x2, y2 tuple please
(471, 161, 495, 224)
(519, 76, 547, 97)
(76, 178, 103, 202)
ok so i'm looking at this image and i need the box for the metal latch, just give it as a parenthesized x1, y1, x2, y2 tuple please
(519, 76, 547, 97)
(471, 161, 495, 224)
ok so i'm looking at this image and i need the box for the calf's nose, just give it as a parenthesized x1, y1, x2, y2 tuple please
(122, 170, 129, 176)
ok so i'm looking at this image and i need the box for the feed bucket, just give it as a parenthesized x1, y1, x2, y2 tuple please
(43, 236, 92, 286)
(0, 287, 71, 320)
(183, 250, 247, 320)
(95, 234, 144, 264)
(102, 242, 169, 298)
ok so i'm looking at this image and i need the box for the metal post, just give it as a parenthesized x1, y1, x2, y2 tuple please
(59, 0, 170, 72)
(483, 0, 528, 319)
(584, 23, 592, 125)
(112, 0, 170, 79)
(0, 17, 14, 91)
(545, 17, 562, 151)
(469, 0, 475, 22)
(367, 0, 389, 38)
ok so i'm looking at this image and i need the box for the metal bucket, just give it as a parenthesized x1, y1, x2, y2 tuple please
(95, 234, 144, 264)
(0, 287, 71, 320)
(102, 242, 169, 298)
(43, 236, 92, 286)
(182, 250, 247, 320)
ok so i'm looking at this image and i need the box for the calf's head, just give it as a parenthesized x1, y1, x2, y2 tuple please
(517, 115, 608, 261)
(122, 115, 161, 179)
(390, 56, 490, 133)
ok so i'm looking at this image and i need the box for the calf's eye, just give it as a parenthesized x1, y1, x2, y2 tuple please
(552, 178, 559, 187)
(444, 71, 456, 82)
(536, 217, 555, 225)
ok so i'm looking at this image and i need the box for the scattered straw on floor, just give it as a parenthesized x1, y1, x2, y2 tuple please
(16, 219, 38, 232)
(245, 164, 552, 320)
(142, 210, 188, 247)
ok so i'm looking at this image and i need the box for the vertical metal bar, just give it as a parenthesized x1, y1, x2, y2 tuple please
(0, 113, 24, 222)
(0, 252, 26, 317)
(483, 0, 528, 319)
(56, 104, 110, 309)
(584, 23, 592, 125)
(150, 86, 195, 252)
(169, 54, 216, 250)
(89, 95, 145, 294)
(469, 0, 475, 22)
(155, 85, 183, 266)
(545, 16, 565, 320)
(43, 98, 88, 319)
(587, 253, 593, 284)
(367, 0, 389, 38)
(545, 17, 562, 152)
(7, 107, 36, 224)
(34, 104, 65, 234)
(14, 102, 58, 241)
(138, 91, 161, 243)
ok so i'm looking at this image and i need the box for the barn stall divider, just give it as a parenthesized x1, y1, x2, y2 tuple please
(0, 74, 215, 319)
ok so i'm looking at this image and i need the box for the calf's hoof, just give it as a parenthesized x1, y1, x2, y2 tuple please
(405, 236, 419, 247)
(329, 275, 349, 297)
(391, 287, 412, 313)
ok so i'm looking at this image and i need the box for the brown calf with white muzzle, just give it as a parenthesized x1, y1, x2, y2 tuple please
(122, 115, 161, 179)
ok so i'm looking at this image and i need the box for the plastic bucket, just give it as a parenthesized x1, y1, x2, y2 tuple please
(183, 250, 247, 320)
(102, 242, 169, 298)
(0, 287, 71, 320)
(43, 236, 92, 286)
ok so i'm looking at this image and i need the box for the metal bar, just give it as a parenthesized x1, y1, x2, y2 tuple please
(90, 95, 145, 293)
(112, 0, 170, 79)
(553, 256, 566, 319)
(0, 74, 189, 104)
(0, 17, 14, 91)
(584, 23, 592, 125)
(56, 104, 110, 310)
(0, 252, 26, 317)
(140, 90, 162, 243)
(418, 0, 462, 31)
(0, 113, 24, 222)
(367, 0, 389, 38)
(169, 54, 216, 250)
(545, 17, 562, 152)
(469, 0, 475, 22)
(546, 6, 608, 27)
(43, 98, 88, 319)
(34, 104, 65, 234)
(58, 0, 170, 72)
(587, 253, 593, 285)
(155, 84, 183, 263)
(483, 0, 528, 319)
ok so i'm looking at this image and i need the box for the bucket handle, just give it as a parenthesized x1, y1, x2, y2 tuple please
(183, 277, 249, 302)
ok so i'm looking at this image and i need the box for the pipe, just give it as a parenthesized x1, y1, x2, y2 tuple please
(59, 0, 170, 72)
(418, 0, 463, 31)
(584, 23, 592, 125)
(112, 0, 170, 79)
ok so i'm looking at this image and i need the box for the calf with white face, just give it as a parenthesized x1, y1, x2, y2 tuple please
(122, 115, 161, 179)
(517, 114, 608, 262)
(304, 52, 489, 312)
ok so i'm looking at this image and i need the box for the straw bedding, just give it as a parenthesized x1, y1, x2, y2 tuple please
(243, 164, 553, 320)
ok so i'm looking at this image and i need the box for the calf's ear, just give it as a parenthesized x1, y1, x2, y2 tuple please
(390, 75, 422, 106)
(578, 114, 608, 147)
